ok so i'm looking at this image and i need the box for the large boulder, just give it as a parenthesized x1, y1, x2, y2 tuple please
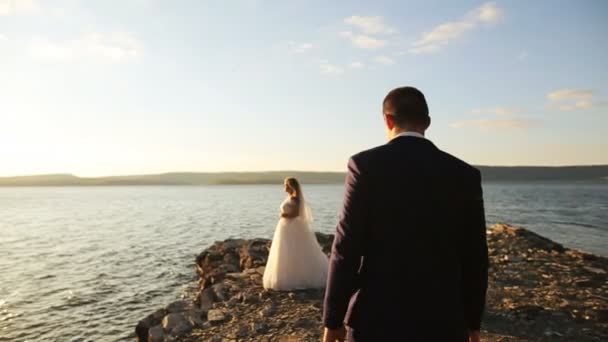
(135, 308, 167, 342)
(148, 325, 165, 342)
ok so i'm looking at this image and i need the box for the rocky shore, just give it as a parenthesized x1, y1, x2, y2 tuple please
(135, 224, 607, 341)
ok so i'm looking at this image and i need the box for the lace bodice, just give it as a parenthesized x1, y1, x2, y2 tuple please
(280, 197, 299, 216)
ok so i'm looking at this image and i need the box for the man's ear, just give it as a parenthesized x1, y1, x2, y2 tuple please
(384, 114, 395, 130)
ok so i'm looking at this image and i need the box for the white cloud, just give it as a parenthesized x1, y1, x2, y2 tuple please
(0, 33, 6, 41)
(344, 16, 395, 35)
(28, 32, 142, 63)
(547, 89, 593, 101)
(340, 31, 386, 49)
(455, 103, 531, 131)
(287, 41, 315, 54)
(348, 61, 364, 69)
(546, 88, 605, 111)
(474, 2, 503, 23)
(374, 55, 394, 65)
(318, 61, 344, 74)
(410, 2, 503, 54)
(451, 118, 534, 131)
(0, 0, 42, 15)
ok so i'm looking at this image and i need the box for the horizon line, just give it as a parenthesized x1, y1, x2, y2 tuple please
(3, 163, 608, 179)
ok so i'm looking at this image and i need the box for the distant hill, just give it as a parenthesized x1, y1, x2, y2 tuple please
(0, 166, 607, 186)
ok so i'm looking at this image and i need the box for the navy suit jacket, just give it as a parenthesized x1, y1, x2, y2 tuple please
(323, 136, 489, 341)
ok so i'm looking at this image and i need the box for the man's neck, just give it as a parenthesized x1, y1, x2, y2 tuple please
(389, 128, 425, 140)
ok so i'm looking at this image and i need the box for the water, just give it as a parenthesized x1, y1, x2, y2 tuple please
(0, 183, 606, 341)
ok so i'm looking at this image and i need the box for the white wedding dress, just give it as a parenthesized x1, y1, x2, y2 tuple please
(263, 196, 329, 290)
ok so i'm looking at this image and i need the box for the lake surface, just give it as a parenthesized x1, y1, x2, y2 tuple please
(1, 183, 607, 341)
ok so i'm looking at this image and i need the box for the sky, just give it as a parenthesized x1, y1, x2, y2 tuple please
(1, 0, 607, 177)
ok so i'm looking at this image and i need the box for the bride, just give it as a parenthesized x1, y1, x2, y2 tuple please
(263, 177, 329, 291)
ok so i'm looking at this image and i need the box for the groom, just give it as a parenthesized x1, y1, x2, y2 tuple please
(323, 87, 489, 342)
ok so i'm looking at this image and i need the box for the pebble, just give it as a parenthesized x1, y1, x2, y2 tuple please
(208, 309, 227, 323)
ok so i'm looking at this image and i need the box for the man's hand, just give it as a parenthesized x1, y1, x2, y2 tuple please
(468, 330, 480, 342)
(323, 326, 346, 342)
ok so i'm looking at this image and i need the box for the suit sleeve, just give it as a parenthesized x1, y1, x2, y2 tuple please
(323, 157, 369, 329)
(462, 169, 489, 330)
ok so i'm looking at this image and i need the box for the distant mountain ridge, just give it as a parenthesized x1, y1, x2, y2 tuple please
(1, 166, 607, 186)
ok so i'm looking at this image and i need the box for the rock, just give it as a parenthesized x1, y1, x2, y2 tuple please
(199, 288, 215, 312)
(510, 256, 523, 263)
(184, 309, 205, 327)
(293, 318, 315, 329)
(137, 226, 608, 342)
(239, 239, 270, 269)
(259, 302, 277, 317)
(226, 296, 239, 308)
(236, 324, 250, 338)
(212, 283, 230, 302)
(251, 321, 269, 334)
(208, 309, 227, 323)
(170, 322, 193, 336)
(162, 313, 189, 332)
(148, 325, 165, 342)
(165, 300, 190, 313)
(583, 266, 606, 275)
(250, 274, 262, 285)
(136, 308, 167, 342)
(239, 293, 260, 304)
(225, 272, 249, 280)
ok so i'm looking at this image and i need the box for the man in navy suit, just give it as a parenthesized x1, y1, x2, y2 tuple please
(323, 87, 488, 342)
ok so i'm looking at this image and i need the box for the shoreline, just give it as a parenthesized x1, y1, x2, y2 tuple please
(135, 223, 608, 341)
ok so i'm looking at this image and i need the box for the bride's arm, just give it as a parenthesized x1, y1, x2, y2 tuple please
(280, 199, 299, 218)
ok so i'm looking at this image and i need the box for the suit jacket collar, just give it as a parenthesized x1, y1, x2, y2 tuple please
(388, 135, 436, 148)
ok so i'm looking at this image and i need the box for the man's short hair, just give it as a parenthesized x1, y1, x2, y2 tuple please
(383, 86, 429, 126)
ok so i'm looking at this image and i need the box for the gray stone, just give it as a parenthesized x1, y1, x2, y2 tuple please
(136, 308, 167, 342)
(259, 302, 277, 318)
(250, 274, 262, 284)
(170, 322, 193, 336)
(208, 309, 227, 323)
(184, 309, 205, 327)
(148, 325, 165, 342)
(510, 256, 523, 263)
(583, 266, 606, 275)
(243, 293, 260, 304)
(212, 283, 230, 301)
(293, 318, 314, 329)
(226, 296, 239, 308)
(199, 288, 215, 312)
(236, 324, 250, 338)
(226, 272, 249, 280)
(162, 313, 188, 332)
(165, 300, 190, 313)
(251, 321, 269, 334)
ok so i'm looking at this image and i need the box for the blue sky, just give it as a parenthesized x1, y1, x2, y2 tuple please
(1, 0, 607, 176)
